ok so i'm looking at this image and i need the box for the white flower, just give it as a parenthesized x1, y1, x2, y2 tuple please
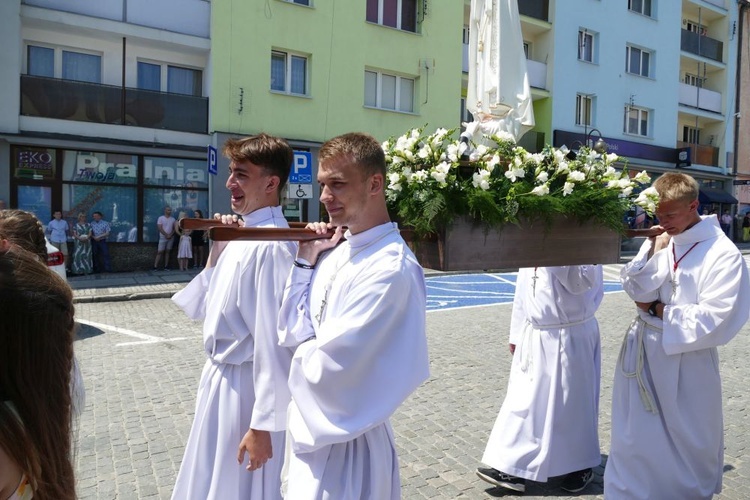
(417, 145, 432, 159)
(505, 166, 525, 182)
(434, 161, 451, 175)
(389, 172, 401, 184)
(536, 171, 549, 183)
(531, 184, 550, 196)
(556, 161, 570, 174)
(563, 182, 575, 196)
(494, 130, 516, 143)
(529, 153, 544, 165)
(411, 170, 428, 183)
(621, 186, 633, 197)
(469, 144, 489, 162)
(605, 153, 619, 164)
(568, 171, 586, 182)
(389, 182, 402, 192)
(633, 170, 651, 184)
(486, 154, 502, 170)
(431, 170, 447, 184)
(472, 169, 492, 190)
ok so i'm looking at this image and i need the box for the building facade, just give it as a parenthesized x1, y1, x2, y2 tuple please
(209, 0, 464, 222)
(0, 0, 211, 269)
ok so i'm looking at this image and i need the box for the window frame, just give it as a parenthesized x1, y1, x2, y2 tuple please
(683, 72, 706, 88)
(26, 43, 102, 82)
(623, 105, 650, 137)
(270, 50, 310, 96)
(626, 45, 651, 78)
(136, 59, 203, 96)
(364, 69, 415, 113)
(575, 94, 593, 127)
(366, 0, 419, 33)
(628, 0, 652, 17)
(683, 125, 700, 144)
(578, 29, 595, 63)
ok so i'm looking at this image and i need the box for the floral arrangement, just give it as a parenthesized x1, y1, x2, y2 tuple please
(383, 126, 659, 238)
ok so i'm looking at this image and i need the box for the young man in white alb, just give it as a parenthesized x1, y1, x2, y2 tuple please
(605, 172, 750, 498)
(278, 132, 429, 499)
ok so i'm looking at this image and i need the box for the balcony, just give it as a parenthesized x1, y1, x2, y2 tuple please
(678, 82, 722, 113)
(681, 29, 723, 62)
(527, 59, 547, 90)
(677, 141, 719, 166)
(518, 0, 549, 22)
(463, 43, 469, 73)
(20, 75, 208, 134)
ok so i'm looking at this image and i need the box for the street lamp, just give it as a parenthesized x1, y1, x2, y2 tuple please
(585, 128, 608, 154)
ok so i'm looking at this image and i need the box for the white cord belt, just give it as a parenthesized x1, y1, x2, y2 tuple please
(618, 316, 662, 414)
(518, 315, 596, 373)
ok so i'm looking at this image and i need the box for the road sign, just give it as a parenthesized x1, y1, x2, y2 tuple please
(290, 151, 313, 183)
(288, 183, 313, 199)
(207, 145, 218, 175)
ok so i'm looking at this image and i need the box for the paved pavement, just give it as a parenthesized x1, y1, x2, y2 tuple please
(68, 243, 750, 499)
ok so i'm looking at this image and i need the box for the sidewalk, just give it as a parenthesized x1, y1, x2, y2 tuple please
(68, 241, 750, 303)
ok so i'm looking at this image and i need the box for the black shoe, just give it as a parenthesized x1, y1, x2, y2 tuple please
(560, 468, 594, 493)
(476, 467, 526, 493)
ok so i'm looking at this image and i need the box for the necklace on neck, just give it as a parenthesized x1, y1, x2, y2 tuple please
(669, 241, 700, 298)
(531, 267, 539, 297)
(314, 227, 398, 325)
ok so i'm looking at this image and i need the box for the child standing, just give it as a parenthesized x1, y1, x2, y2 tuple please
(176, 211, 193, 271)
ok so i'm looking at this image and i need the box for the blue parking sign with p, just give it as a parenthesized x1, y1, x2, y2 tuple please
(207, 145, 218, 175)
(290, 151, 313, 184)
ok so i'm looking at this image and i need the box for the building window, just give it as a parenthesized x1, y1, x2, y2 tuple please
(271, 51, 308, 95)
(624, 106, 649, 136)
(285, 0, 310, 4)
(684, 72, 705, 88)
(628, 0, 652, 17)
(366, 0, 418, 33)
(578, 29, 595, 63)
(364, 70, 414, 113)
(685, 21, 708, 36)
(137, 62, 202, 96)
(626, 46, 651, 77)
(576, 94, 593, 127)
(523, 42, 530, 59)
(137, 62, 161, 91)
(683, 126, 700, 144)
(27, 45, 54, 77)
(62, 51, 102, 83)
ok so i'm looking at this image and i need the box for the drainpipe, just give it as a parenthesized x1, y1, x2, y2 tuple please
(735, 1, 749, 177)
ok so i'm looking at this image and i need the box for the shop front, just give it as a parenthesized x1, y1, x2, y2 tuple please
(9, 144, 208, 271)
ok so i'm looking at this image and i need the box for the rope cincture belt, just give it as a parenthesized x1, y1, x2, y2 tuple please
(618, 316, 661, 414)
(518, 316, 595, 374)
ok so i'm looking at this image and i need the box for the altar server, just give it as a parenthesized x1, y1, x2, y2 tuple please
(477, 265, 604, 493)
(171, 134, 295, 499)
(277, 132, 430, 499)
(605, 172, 750, 499)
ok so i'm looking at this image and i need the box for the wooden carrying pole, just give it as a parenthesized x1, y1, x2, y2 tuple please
(208, 226, 337, 242)
(179, 218, 309, 231)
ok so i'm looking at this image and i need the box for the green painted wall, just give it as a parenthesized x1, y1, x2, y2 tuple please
(210, 0, 464, 143)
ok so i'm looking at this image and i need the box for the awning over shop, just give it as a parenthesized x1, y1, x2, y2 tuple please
(699, 187, 738, 205)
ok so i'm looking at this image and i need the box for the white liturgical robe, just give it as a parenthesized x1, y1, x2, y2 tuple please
(605, 216, 750, 499)
(278, 222, 430, 500)
(482, 266, 603, 482)
(171, 206, 295, 500)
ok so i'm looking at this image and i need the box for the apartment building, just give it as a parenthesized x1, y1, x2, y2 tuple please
(0, 0, 211, 268)
(208, 0, 463, 221)
(462, 0, 741, 216)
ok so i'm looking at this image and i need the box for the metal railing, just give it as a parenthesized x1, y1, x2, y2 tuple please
(20, 75, 208, 134)
(518, 0, 549, 22)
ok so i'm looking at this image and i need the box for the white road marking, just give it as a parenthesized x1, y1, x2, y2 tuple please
(76, 318, 191, 347)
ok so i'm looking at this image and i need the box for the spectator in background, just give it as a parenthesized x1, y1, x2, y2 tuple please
(154, 206, 176, 271)
(0, 200, 7, 210)
(721, 209, 732, 237)
(190, 209, 207, 269)
(90, 211, 112, 273)
(71, 212, 93, 275)
(46, 210, 70, 269)
(0, 243, 77, 500)
(743, 212, 750, 242)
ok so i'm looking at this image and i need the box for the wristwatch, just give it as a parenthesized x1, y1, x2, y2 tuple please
(647, 300, 660, 317)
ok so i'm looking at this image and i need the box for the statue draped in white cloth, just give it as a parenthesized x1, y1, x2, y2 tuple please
(464, 0, 535, 145)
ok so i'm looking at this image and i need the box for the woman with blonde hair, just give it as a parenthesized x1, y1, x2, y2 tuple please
(0, 243, 77, 499)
